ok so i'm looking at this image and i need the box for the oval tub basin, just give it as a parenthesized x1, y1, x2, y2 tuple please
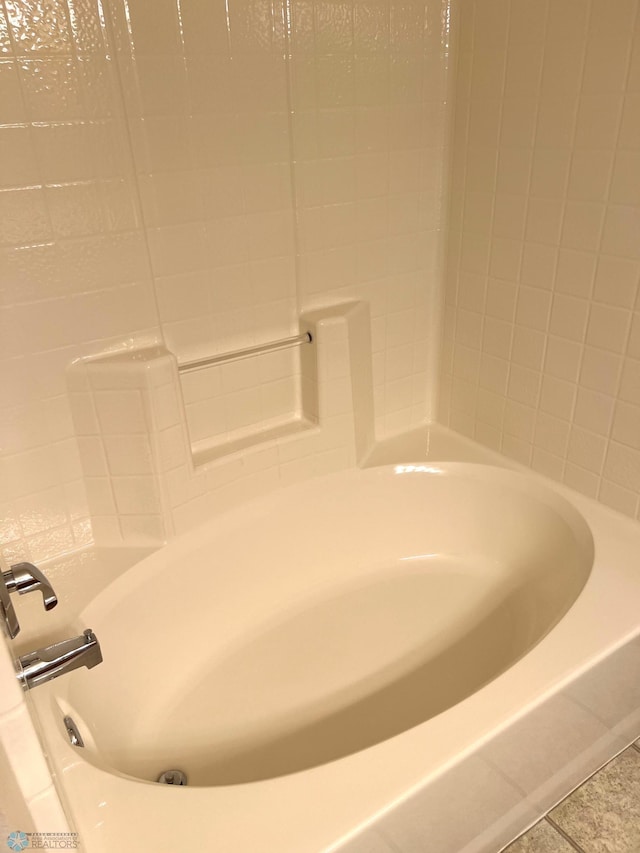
(60, 462, 593, 787)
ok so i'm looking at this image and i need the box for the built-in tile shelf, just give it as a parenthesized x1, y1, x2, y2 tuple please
(67, 302, 375, 547)
(191, 416, 320, 468)
(181, 326, 320, 467)
(178, 335, 318, 466)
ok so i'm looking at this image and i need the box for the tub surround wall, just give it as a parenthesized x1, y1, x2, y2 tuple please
(440, 0, 640, 521)
(0, 0, 453, 566)
(106, 0, 303, 450)
(288, 0, 452, 436)
(107, 0, 452, 442)
(0, 0, 161, 567)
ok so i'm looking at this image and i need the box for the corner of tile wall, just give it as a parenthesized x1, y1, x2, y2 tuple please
(440, 0, 640, 521)
(68, 303, 376, 540)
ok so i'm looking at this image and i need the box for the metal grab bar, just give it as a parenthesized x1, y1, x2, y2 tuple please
(177, 331, 313, 375)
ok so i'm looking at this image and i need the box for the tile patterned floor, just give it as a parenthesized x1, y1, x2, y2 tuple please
(505, 742, 640, 853)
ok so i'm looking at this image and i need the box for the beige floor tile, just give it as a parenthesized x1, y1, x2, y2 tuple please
(504, 819, 576, 852)
(550, 748, 640, 852)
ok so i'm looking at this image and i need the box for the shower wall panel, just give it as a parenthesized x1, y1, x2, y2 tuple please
(0, 0, 160, 565)
(0, 0, 453, 561)
(440, 0, 640, 520)
(288, 0, 452, 435)
(109, 0, 453, 444)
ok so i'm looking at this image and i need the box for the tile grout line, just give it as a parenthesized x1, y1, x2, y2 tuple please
(472, 0, 513, 450)
(544, 816, 588, 853)
(549, 0, 594, 491)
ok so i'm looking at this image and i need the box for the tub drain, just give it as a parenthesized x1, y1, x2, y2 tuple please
(157, 769, 188, 785)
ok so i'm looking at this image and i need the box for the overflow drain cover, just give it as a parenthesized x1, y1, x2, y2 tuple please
(157, 769, 188, 785)
(63, 716, 84, 748)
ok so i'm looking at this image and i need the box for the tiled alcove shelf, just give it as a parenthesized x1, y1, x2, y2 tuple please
(67, 302, 375, 546)
(184, 328, 320, 469)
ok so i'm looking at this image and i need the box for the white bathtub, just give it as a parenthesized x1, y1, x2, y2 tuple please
(24, 428, 640, 853)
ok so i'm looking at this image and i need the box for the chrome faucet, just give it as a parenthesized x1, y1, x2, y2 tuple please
(0, 562, 58, 639)
(17, 629, 103, 690)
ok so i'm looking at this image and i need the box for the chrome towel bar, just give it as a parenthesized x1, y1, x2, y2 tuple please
(177, 331, 313, 375)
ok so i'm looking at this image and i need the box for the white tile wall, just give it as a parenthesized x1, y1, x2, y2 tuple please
(0, 0, 161, 565)
(0, 0, 453, 565)
(106, 0, 452, 447)
(67, 347, 172, 546)
(106, 0, 302, 450)
(441, 0, 640, 521)
(290, 0, 451, 436)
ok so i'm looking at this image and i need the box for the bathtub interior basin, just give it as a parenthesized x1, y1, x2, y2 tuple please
(55, 463, 593, 787)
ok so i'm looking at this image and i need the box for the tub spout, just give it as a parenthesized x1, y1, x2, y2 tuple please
(17, 629, 102, 690)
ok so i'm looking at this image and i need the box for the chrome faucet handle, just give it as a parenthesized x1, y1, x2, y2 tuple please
(0, 575, 20, 639)
(4, 562, 58, 612)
